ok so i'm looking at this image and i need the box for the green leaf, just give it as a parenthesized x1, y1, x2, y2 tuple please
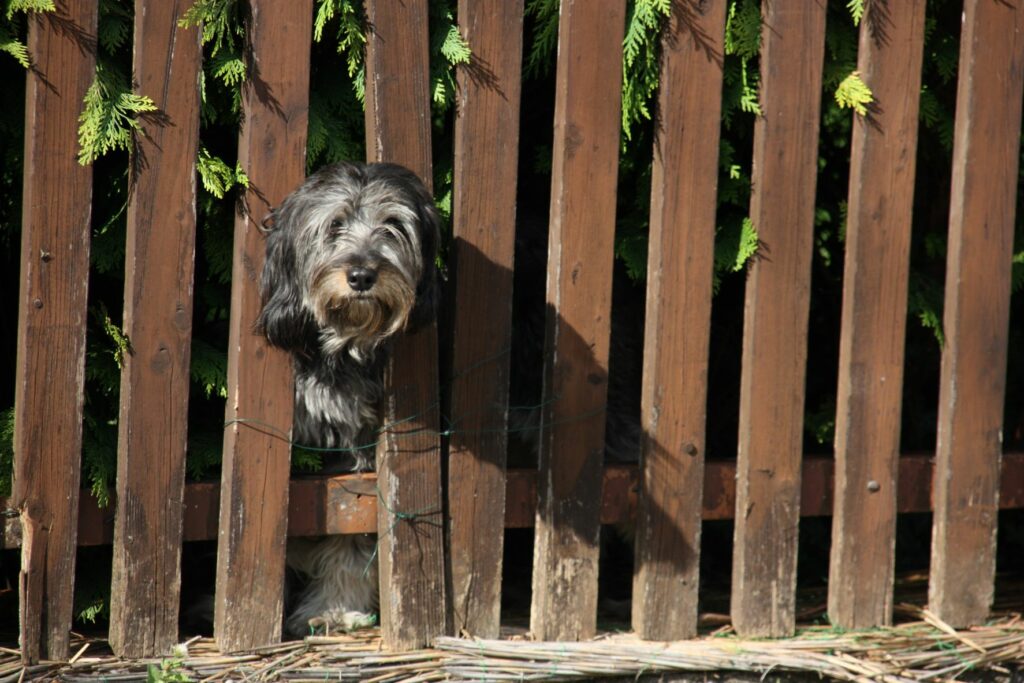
(847, 0, 865, 26)
(835, 70, 873, 116)
(77, 64, 158, 165)
(197, 146, 247, 199)
(6, 0, 55, 19)
(0, 26, 29, 67)
(440, 23, 470, 65)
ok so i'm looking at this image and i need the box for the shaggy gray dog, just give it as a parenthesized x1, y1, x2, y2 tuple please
(257, 161, 439, 636)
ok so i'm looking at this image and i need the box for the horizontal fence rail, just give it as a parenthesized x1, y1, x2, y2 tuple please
(6, 454, 1024, 547)
(7, 0, 1024, 663)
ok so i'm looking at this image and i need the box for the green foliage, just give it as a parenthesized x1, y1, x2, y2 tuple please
(846, 0, 865, 26)
(147, 657, 193, 683)
(197, 146, 249, 199)
(0, 24, 28, 66)
(97, 0, 131, 53)
(313, 0, 366, 100)
(428, 3, 470, 115)
(621, 0, 670, 140)
(835, 71, 873, 116)
(6, 0, 54, 18)
(77, 64, 158, 165)
(190, 338, 228, 399)
(523, 0, 559, 78)
(724, 0, 761, 116)
(0, 406, 12, 496)
(76, 596, 107, 624)
(713, 218, 760, 294)
(179, 0, 242, 59)
(292, 446, 324, 472)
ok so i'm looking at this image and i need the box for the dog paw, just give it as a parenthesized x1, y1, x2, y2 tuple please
(306, 610, 378, 635)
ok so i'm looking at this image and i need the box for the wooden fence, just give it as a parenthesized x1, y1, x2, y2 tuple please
(5, 0, 1024, 665)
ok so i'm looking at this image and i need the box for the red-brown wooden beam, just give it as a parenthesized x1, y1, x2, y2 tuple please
(828, 0, 927, 630)
(929, 0, 1024, 628)
(108, 0, 202, 658)
(632, 0, 726, 642)
(732, 0, 827, 638)
(6, 453, 1024, 549)
(530, 0, 627, 643)
(448, 0, 524, 639)
(13, 0, 98, 664)
(214, 0, 311, 652)
(364, 0, 447, 651)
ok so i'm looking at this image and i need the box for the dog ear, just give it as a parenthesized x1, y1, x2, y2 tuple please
(257, 208, 316, 350)
(406, 198, 442, 333)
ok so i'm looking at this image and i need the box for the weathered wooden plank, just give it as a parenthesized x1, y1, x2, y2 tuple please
(7, 453, 1024, 547)
(529, 0, 626, 642)
(13, 0, 98, 663)
(107, 0, 202, 658)
(731, 0, 826, 638)
(827, 0, 927, 630)
(364, 0, 447, 650)
(929, 0, 1024, 628)
(632, 0, 726, 642)
(214, 0, 311, 651)
(448, 0, 523, 639)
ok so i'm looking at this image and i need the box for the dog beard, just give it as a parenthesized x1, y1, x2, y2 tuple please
(309, 264, 416, 359)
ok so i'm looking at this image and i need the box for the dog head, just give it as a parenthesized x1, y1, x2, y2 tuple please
(257, 162, 440, 360)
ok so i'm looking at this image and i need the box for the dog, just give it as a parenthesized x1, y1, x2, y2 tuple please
(257, 161, 440, 636)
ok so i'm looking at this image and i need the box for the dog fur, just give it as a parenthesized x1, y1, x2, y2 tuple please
(257, 161, 439, 636)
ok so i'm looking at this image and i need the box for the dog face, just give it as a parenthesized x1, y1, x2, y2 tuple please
(258, 162, 440, 359)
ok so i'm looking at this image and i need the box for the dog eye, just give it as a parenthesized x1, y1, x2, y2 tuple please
(329, 218, 346, 235)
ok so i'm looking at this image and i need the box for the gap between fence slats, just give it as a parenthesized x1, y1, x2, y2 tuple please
(530, 0, 627, 642)
(364, 0, 448, 651)
(732, 0, 827, 638)
(632, 0, 726, 642)
(828, 0, 927, 630)
(213, 0, 311, 652)
(929, 0, 1024, 628)
(108, 0, 202, 658)
(448, 0, 524, 639)
(13, 0, 98, 664)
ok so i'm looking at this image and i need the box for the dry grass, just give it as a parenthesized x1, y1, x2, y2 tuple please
(2, 605, 1022, 682)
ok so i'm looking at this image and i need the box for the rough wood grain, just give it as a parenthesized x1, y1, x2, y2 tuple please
(448, 0, 523, 639)
(214, 0, 311, 651)
(364, 0, 448, 650)
(632, 0, 726, 642)
(14, 0, 98, 663)
(7, 454, 1024, 549)
(827, 0, 926, 630)
(731, 0, 826, 638)
(529, 0, 626, 643)
(929, 0, 1024, 628)
(108, 0, 202, 658)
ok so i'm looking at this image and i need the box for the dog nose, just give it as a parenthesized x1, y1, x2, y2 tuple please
(347, 266, 378, 292)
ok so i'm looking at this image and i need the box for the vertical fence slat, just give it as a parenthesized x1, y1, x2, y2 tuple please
(631, 0, 726, 642)
(731, 0, 826, 638)
(529, 0, 626, 642)
(828, 0, 926, 629)
(929, 0, 1024, 628)
(14, 1, 98, 663)
(448, 0, 523, 639)
(364, 0, 448, 650)
(214, 0, 311, 651)
(108, 0, 202, 657)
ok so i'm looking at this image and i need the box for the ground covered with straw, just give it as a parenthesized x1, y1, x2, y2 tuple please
(2, 604, 1023, 683)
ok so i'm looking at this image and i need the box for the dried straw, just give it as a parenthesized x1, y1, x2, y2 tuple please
(1, 607, 1021, 682)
